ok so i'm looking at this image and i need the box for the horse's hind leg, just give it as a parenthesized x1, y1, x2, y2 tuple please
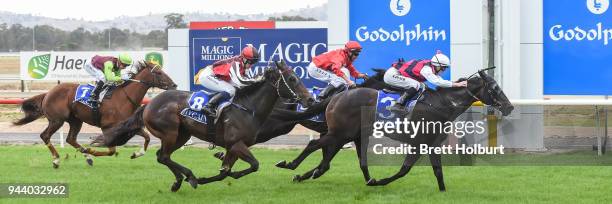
(157, 135, 198, 192)
(276, 135, 330, 170)
(130, 129, 150, 159)
(429, 152, 446, 192)
(367, 152, 422, 186)
(157, 130, 198, 192)
(228, 141, 259, 179)
(354, 137, 371, 182)
(156, 147, 184, 192)
(64, 120, 94, 166)
(40, 120, 64, 168)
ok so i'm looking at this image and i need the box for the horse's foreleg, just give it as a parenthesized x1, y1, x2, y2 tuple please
(367, 153, 422, 186)
(198, 147, 238, 184)
(86, 147, 116, 157)
(276, 135, 329, 170)
(41, 121, 63, 168)
(228, 141, 259, 179)
(130, 129, 150, 159)
(294, 142, 342, 182)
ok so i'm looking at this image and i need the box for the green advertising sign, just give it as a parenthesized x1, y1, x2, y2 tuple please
(27, 54, 51, 79)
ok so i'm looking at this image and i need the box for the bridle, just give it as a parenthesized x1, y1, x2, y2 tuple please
(273, 67, 301, 102)
(464, 67, 503, 108)
(122, 63, 172, 107)
(262, 60, 302, 103)
(128, 64, 172, 90)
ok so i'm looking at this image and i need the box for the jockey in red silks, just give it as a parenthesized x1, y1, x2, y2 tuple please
(307, 41, 368, 101)
(383, 50, 467, 113)
(196, 45, 262, 115)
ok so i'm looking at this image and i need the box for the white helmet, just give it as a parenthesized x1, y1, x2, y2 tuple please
(431, 50, 450, 67)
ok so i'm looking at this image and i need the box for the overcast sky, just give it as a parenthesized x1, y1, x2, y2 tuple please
(1, 0, 328, 21)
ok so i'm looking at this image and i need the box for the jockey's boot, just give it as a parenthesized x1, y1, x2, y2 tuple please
(317, 84, 346, 102)
(89, 81, 104, 126)
(202, 92, 230, 117)
(387, 87, 418, 114)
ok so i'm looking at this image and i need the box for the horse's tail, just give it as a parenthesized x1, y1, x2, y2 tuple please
(104, 105, 146, 147)
(12, 93, 46, 126)
(270, 96, 332, 122)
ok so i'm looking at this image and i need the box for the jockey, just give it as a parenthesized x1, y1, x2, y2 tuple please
(84, 53, 132, 117)
(307, 41, 368, 101)
(197, 45, 262, 116)
(384, 50, 467, 113)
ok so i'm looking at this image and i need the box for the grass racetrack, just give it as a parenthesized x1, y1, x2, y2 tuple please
(1, 145, 611, 203)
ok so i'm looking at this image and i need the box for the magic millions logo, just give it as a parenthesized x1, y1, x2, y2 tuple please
(199, 37, 241, 61)
(28, 54, 51, 79)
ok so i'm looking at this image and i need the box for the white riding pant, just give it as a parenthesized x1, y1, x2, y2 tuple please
(197, 66, 236, 97)
(84, 61, 106, 82)
(383, 67, 421, 90)
(307, 62, 351, 88)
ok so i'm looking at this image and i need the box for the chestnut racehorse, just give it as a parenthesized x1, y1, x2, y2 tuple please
(13, 61, 176, 168)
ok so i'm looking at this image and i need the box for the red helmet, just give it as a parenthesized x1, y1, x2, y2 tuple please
(344, 41, 362, 53)
(241, 46, 260, 61)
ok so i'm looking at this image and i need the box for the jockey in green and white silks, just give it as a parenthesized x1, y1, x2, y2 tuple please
(84, 53, 132, 120)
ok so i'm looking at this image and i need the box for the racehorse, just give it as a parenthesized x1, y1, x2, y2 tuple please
(103, 60, 313, 192)
(211, 68, 390, 160)
(12, 61, 176, 168)
(273, 68, 514, 191)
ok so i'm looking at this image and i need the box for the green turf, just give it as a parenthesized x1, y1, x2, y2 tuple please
(1, 145, 611, 203)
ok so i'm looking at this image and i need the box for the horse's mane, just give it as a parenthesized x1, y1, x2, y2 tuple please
(116, 61, 152, 88)
(133, 61, 153, 73)
(233, 68, 277, 100)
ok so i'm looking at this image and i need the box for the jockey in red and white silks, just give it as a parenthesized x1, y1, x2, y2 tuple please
(196, 45, 262, 115)
(384, 50, 467, 113)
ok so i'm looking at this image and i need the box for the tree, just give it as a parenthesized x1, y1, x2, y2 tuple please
(164, 13, 187, 30)
(268, 15, 317, 21)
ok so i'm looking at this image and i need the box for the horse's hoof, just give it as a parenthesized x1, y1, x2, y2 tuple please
(366, 178, 378, 186)
(188, 177, 198, 189)
(440, 189, 446, 192)
(171, 182, 181, 192)
(86, 158, 93, 166)
(292, 175, 302, 183)
(312, 169, 322, 179)
(213, 152, 224, 160)
(52, 163, 59, 169)
(130, 153, 137, 159)
(275, 160, 287, 168)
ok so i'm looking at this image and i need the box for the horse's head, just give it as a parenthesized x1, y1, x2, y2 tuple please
(264, 60, 314, 107)
(131, 61, 177, 90)
(466, 69, 514, 116)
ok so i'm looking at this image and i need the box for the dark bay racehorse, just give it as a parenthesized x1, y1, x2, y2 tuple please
(103, 61, 313, 192)
(211, 68, 389, 160)
(274, 69, 514, 191)
(12, 61, 176, 168)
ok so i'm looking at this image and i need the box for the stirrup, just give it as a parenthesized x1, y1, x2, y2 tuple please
(202, 106, 217, 116)
(387, 104, 409, 114)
